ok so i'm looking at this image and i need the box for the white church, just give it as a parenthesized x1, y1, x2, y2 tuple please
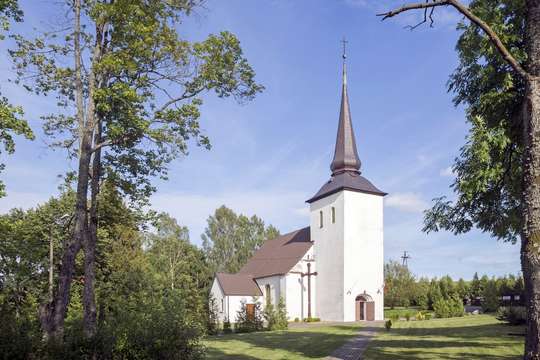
(210, 55, 386, 323)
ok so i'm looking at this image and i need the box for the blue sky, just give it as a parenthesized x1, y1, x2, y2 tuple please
(0, 0, 520, 280)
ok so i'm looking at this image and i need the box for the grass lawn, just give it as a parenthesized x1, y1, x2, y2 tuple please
(363, 315, 524, 359)
(204, 324, 360, 359)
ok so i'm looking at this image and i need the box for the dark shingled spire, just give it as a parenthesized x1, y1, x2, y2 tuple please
(330, 47, 361, 176)
(306, 41, 386, 204)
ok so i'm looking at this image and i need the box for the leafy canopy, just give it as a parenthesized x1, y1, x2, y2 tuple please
(9, 0, 263, 203)
(423, 0, 526, 243)
(0, 0, 33, 197)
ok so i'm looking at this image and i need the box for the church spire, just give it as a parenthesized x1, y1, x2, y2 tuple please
(330, 38, 361, 176)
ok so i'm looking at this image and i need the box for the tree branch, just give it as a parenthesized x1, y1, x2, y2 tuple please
(377, 0, 530, 80)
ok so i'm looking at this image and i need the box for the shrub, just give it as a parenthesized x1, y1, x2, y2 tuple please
(415, 311, 425, 321)
(389, 313, 400, 322)
(235, 299, 264, 333)
(294, 317, 300, 323)
(405, 312, 412, 321)
(424, 312, 432, 320)
(263, 297, 288, 331)
(496, 306, 526, 325)
(207, 295, 220, 335)
(433, 297, 464, 318)
(223, 320, 232, 334)
(385, 320, 392, 331)
(303, 317, 321, 322)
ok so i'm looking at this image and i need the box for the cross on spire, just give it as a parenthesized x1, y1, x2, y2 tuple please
(341, 37, 348, 60)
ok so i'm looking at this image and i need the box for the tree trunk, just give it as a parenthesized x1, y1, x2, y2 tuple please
(523, 3, 540, 359)
(83, 120, 101, 338)
(42, 132, 92, 340)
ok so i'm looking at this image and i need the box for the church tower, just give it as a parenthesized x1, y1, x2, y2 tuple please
(307, 45, 386, 321)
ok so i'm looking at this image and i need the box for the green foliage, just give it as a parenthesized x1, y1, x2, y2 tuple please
(0, 1, 34, 198)
(415, 311, 425, 321)
(202, 205, 280, 273)
(496, 306, 526, 325)
(303, 317, 321, 323)
(433, 297, 465, 318)
(385, 319, 393, 331)
(482, 279, 500, 312)
(384, 260, 416, 308)
(423, 0, 526, 243)
(9, 1, 263, 204)
(207, 295, 220, 335)
(264, 297, 288, 331)
(235, 299, 264, 333)
(223, 320, 232, 334)
(405, 312, 412, 321)
(294, 317, 300, 323)
(0, 188, 209, 358)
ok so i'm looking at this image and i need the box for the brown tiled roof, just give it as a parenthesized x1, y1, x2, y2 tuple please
(215, 273, 262, 296)
(238, 227, 312, 279)
(307, 171, 386, 203)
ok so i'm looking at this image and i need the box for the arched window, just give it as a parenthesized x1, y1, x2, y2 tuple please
(319, 210, 323, 228)
(331, 206, 336, 223)
(265, 284, 271, 303)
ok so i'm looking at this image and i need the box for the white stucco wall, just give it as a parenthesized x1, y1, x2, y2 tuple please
(343, 190, 384, 321)
(209, 278, 262, 324)
(311, 191, 345, 321)
(311, 189, 384, 321)
(284, 247, 316, 320)
(255, 275, 281, 307)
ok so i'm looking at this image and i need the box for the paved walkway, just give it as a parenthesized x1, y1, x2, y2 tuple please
(326, 323, 382, 360)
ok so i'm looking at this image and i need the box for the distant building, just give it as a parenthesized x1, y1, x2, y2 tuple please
(210, 54, 386, 323)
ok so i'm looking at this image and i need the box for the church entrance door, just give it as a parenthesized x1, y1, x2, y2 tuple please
(355, 294, 374, 321)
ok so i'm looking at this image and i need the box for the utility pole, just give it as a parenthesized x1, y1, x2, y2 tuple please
(401, 251, 411, 267)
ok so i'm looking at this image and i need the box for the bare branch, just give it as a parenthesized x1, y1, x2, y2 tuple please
(377, 0, 530, 80)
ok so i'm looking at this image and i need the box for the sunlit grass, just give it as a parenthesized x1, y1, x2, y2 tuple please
(364, 315, 524, 359)
(204, 324, 360, 359)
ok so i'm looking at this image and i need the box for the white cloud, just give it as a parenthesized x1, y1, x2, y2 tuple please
(385, 192, 428, 213)
(151, 189, 310, 245)
(439, 166, 454, 177)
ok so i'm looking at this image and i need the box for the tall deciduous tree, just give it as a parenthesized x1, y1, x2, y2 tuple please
(378, 1, 540, 357)
(10, 0, 263, 339)
(0, 0, 33, 197)
(202, 205, 280, 274)
(384, 260, 416, 308)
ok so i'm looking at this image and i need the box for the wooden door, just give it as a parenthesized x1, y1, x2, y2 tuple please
(366, 302, 375, 321)
(355, 300, 365, 321)
(246, 303, 255, 321)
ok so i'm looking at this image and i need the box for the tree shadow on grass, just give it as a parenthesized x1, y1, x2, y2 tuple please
(205, 329, 358, 359)
(364, 322, 524, 360)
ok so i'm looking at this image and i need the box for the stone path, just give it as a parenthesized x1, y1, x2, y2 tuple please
(326, 325, 381, 360)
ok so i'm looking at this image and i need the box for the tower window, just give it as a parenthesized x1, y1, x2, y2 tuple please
(319, 211, 323, 228)
(331, 207, 336, 223)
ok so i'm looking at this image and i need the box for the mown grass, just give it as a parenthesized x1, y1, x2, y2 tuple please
(364, 314, 524, 359)
(204, 324, 360, 359)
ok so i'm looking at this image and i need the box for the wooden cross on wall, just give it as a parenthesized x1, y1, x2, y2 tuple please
(301, 262, 318, 319)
